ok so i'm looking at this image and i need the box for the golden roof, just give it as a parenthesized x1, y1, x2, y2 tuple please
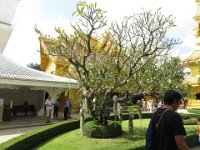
(183, 50, 200, 64)
(183, 76, 200, 86)
(196, 0, 200, 3)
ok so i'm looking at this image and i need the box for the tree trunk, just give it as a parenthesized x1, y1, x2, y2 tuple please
(80, 107, 84, 136)
(128, 112, 134, 135)
(138, 108, 142, 126)
(118, 112, 123, 125)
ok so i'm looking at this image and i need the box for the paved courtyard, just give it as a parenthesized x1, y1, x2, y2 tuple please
(0, 114, 80, 144)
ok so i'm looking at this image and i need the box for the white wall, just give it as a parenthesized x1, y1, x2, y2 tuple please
(0, 87, 44, 116)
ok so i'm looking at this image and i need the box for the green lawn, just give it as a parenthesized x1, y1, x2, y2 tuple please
(35, 119, 196, 150)
(183, 108, 200, 119)
(188, 108, 200, 115)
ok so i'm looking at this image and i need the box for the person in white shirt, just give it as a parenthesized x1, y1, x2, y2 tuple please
(149, 99, 153, 112)
(142, 99, 146, 111)
(45, 96, 53, 123)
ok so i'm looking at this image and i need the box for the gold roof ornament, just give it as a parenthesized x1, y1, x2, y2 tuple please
(184, 50, 200, 62)
(183, 76, 200, 86)
(194, 0, 200, 21)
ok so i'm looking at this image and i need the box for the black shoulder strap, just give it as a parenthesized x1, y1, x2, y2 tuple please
(155, 109, 168, 129)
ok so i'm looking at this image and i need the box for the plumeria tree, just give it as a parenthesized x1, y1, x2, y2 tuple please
(36, 2, 180, 126)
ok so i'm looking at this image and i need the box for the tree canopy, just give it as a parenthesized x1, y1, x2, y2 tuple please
(27, 63, 41, 71)
(35, 1, 183, 125)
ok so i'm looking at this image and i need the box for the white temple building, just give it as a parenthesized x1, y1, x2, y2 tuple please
(0, 0, 78, 122)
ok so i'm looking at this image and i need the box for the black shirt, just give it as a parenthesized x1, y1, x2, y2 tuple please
(153, 108, 187, 150)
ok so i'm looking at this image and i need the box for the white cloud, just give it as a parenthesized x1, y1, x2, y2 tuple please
(87, 0, 197, 60)
(36, 16, 73, 38)
(182, 34, 196, 49)
(3, 0, 72, 66)
(3, 0, 41, 65)
(170, 49, 180, 57)
(180, 51, 193, 61)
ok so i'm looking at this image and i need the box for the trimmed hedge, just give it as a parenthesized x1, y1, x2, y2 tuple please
(183, 119, 197, 125)
(180, 113, 191, 120)
(0, 120, 80, 150)
(107, 112, 154, 121)
(186, 134, 199, 148)
(83, 120, 122, 138)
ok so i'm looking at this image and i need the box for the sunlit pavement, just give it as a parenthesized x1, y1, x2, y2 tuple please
(0, 114, 80, 144)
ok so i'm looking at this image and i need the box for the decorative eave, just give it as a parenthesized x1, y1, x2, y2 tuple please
(196, 0, 200, 3)
(194, 16, 200, 22)
(194, 0, 200, 21)
(39, 36, 70, 68)
(183, 76, 200, 87)
(182, 50, 200, 65)
(0, 78, 78, 89)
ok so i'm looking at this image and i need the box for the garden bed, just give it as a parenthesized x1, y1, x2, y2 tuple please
(34, 119, 198, 150)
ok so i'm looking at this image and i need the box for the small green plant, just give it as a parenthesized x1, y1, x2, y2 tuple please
(183, 119, 197, 125)
(180, 113, 191, 120)
(83, 120, 122, 138)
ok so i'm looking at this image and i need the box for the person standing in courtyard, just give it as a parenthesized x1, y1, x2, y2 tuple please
(146, 90, 189, 150)
(142, 99, 146, 111)
(45, 96, 53, 123)
(68, 99, 73, 118)
(183, 99, 188, 110)
(63, 98, 70, 120)
(197, 118, 200, 144)
(149, 99, 154, 112)
(146, 101, 150, 111)
(53, 99, 60, 117)
(158, 100, 163, 108)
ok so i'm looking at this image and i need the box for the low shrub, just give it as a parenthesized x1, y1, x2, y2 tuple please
(107, 112, 153, 121)
(0, 120, 80, 150)
(183, 119, 197, 125)
(83, 120, 122, 138)
(186, 134, 199, 148)
(180, 113, 191, 120)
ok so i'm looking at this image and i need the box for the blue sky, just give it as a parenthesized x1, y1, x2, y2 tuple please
(3, 0, 197, 65)
(40, 0, 79, 19)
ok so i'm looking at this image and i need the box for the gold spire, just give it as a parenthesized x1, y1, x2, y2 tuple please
(194, 2, 200, 21)
(196, 0, 200, 3)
